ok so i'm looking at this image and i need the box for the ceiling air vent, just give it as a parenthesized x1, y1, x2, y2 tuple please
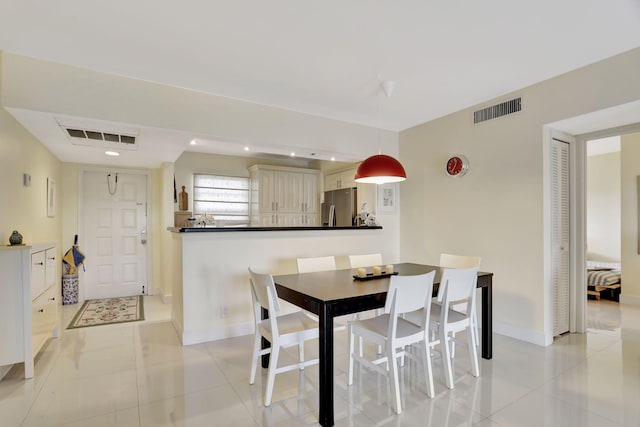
(473, 97, 521, 124)
(64, 128, 137, 145)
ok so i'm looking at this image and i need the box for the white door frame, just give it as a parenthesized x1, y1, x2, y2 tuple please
(546, 122, 640, 342)
(543, 128, 584, 344)
(77, 166, 153, 302)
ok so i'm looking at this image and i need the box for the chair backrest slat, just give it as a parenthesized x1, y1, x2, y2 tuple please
(385, 271, 435, 338)
(297, 256, 336, 273)
(439, 267, 478, 313)
(248, 267, 281, 313)
(439, 253, 481, 269)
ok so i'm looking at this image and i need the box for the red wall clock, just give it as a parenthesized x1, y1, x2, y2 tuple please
(445, 155, 469, 177)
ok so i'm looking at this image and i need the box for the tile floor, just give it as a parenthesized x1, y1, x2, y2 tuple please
(1, 297, 639, 426)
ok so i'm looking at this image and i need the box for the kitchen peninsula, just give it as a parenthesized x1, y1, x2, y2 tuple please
(168, 225, 393, 346)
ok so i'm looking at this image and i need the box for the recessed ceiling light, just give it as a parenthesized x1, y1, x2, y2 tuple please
(244, 146, 250, 151)
(290, 152, 296, 157)
(331, 157, 336, 161)
(105, 151, 120, 156)
(190, 139, 197, 145)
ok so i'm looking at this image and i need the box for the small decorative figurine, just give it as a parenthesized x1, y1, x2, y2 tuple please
(360, 202, 369, 225)
(179, 186, 189, 211)
(9, 230, 23, 245)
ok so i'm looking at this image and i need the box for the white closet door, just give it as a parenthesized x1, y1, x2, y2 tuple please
(551, 138, 570, 336)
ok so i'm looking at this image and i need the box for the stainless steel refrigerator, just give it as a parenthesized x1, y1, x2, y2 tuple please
(321, 188, 357, 226)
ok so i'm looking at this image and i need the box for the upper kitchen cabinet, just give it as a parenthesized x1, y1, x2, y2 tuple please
(249, 165, 320, 226)
(324, 168, 357, 191)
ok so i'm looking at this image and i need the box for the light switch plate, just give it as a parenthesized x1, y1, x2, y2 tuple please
(23, 173, 31, 187)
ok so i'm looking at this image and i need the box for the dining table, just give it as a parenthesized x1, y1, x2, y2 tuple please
(269, 262, 493, 427)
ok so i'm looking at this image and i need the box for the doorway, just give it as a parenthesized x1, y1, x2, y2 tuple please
(82, 170, 148, 299)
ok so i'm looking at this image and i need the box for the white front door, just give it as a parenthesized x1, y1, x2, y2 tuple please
(83, 171, 148, 299)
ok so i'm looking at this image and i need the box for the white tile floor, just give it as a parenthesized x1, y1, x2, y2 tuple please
(1, 297, 639, 426)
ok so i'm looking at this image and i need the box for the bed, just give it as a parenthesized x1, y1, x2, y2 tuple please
(587, 261, 621, 301)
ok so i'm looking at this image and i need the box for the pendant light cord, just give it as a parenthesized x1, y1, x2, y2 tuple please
(107, 173, 118, 195)
(377, 74, 382, 155)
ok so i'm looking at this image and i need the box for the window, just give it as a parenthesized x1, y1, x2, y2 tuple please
(193, 174, 249, 222)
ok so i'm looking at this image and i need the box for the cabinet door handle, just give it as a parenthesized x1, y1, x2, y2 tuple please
(35, 262, 44, 266)
(38, 309, 44, 313)
(49, 297, 56, 301)
(47, 256, 55, 261)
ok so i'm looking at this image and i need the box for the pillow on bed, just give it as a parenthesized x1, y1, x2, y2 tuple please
(587, 260, 621, 271)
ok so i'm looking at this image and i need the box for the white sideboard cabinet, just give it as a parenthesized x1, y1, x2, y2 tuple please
(0, 242, 58, 379)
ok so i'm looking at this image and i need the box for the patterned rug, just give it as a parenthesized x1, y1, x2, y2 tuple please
(67, 296, 144, 329)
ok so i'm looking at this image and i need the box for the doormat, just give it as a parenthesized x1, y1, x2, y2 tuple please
(67, 296, 144, 329)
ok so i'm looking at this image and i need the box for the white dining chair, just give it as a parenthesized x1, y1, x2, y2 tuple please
(439, 253, 481, 350)
(347, 271, 436, 414)
(296, 256, 347, 330)
(431, 266, 480, 389)
(348, 253, 385, 350)
(296, 256, 336, 273)
(248, 268, 320, 407)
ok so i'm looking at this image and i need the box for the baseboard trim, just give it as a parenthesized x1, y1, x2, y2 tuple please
(620, 294, 640, 306)
(0, 364, 12, 381)
(180, 322, 254, 346)
(493, 319, 551, 347)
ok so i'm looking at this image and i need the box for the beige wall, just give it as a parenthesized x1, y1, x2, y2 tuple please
(0, 53, 62, 254)
(399, 48, 640, 344)
(587, 151, 621, 262)
(621, 133, 640, 301)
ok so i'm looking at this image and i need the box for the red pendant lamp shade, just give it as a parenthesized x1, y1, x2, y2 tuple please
(354, 154, 406, 184)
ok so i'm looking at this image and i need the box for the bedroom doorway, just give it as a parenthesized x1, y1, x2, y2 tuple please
(585, 136, 622, 305)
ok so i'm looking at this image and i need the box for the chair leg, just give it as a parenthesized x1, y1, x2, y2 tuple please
(249, 332, 262, 385)
(299, 342, 305, 370)
(264, 344, 280, 406)
(376, 309, 383, 354)
(441, 330, 454, 389)
(348, 325, 355, 386)
(467, 326, 480, 377)
(423, 343, 435, 398)
(388, 348, 402, 414)
(451, 331, 456, 358)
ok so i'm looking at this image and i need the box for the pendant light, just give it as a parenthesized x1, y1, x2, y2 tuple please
(354, 79, 406, 184)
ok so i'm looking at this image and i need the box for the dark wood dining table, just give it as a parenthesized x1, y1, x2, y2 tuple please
(270, 262, 493, 427)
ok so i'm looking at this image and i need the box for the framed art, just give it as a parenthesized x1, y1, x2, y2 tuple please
(378, 183, 398, 213)
(47, 177, 56, 217)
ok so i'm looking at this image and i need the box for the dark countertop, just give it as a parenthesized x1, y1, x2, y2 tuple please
(167, 226, 383, 233)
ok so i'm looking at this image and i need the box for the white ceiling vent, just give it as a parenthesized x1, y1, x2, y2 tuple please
(473, 97, 522, 124)
(64, 128, 137, 145)
(57, 119, 139, 151)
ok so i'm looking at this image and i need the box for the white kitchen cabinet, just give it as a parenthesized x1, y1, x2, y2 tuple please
(323, 166, 378, 217)
(0, 242, 58, 379)
(249, 165, 320, 226)
(324, 168, 357, 191)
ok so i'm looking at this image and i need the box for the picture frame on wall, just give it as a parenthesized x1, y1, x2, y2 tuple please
(378, 183, 398, 214)
(47, 177, 56, 217)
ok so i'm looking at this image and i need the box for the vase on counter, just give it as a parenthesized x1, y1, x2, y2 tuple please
(9, 230, 23, 245)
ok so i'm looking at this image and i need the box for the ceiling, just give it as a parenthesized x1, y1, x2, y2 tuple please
(1, 1, 640, 167)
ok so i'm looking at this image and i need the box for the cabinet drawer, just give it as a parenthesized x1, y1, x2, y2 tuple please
(32, 285, 58, 357)
(30, 250, 46, 300)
